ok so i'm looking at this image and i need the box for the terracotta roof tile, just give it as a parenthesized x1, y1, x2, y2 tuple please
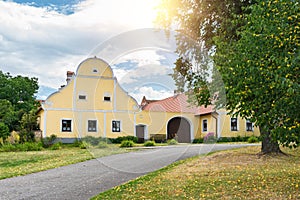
(142, 93, 214, 115)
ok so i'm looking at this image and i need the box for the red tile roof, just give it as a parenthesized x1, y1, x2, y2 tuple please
(142, 93, 214, 115)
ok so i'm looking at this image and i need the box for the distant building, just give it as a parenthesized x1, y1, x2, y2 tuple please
(38, 57, 260, 143)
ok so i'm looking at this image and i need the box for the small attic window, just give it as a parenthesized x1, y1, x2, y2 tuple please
(92, 68, 98, 73)
(79, 95, 86, 100)
(104, 96, 111, 101)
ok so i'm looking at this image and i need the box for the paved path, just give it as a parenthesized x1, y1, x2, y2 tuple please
(0, 144, 257, 200)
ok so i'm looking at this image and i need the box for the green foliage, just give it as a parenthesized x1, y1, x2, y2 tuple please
(0, 142, 43, 152)
(19, 130, 35, 143)
(81, 136, 109, 146)
(42, 134, 58, 148)
(248, 136, 259, 143)
(0, 122, 10, 140)
(192, 138, 204, 143)
(0, 71, 39, 132)
(97, 141, 109, 149)
(144, 141, 156, 147)
(214, 0, 300, 148)
(79, 141, 90, 149)
(167, 139, 178, 145)
(120, 140, 134, 148)
(50, 142, 62, 150)
(72, 139, 82, 147)
(149, 134, 166, 143)
(111, 136, 138, 144)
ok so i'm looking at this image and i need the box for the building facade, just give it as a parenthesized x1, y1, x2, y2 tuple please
(38, 57, 260, 142)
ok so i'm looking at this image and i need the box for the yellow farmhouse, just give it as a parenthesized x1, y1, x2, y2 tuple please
(38, 57, 260, 143)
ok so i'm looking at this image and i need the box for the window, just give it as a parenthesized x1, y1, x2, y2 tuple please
(231, 118, 238, 131)
(246, 119, 253, 131)
(79, 95, 86, 100)
(104, 96, 111, 101)
(62, 120, 72, 132)
(92, 68, 98, 73)
(112, 120, 120, 132)
(202, 119, 208, 132)
(88, 120, 97, 132)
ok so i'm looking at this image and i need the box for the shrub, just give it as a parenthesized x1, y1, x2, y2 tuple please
(204, 132, 217, 143)
(72, 139, 82, 147)
(6, 131, 20, 144)
(79, 141, 90, 149)
(42, 134, 58, 148)
(50, 142, 62, 150)
(248, 136, 259, 143)
(0, 142, 43, 152)
(144, 140, 156, 147)
(120, 140, 134, 147)
(168, 139, 178, 145)
(0, 122, 10, 141)
(19, 130, 35, 143)
(192, 138, 204, 143)
(98, 141, 109, 148)
(82, 136, 99, 146)
(112, 136, 138, 144)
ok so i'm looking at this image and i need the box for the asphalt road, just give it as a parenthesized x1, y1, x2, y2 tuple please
(0, 144, 257, 200)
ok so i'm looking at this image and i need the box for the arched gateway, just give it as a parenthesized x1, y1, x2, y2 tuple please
(167, 117, 191, 143)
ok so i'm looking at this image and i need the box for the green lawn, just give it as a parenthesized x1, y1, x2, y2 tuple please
(92, 146, 300, 200)
(0, 145, 131, 180)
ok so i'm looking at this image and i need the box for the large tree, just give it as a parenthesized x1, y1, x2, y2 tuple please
(0, 71, 39, 132)
(157, 0, 299, 153)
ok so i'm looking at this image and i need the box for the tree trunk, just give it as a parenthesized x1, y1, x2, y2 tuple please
(260, 127, 282, 154)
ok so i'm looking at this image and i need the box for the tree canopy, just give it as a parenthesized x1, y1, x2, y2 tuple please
(0, 71, 39, 133)
(157, 0, 299, 152)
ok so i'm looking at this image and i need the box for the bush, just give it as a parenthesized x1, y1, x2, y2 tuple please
(98, 141, 109, 148)
(50, 142, 62, 150)
(120, 140, 134, 147)
(248, 136, 259, 143)
(192, 138, 204, 143)
(204, 132, 217, 143)
(149, 134, 166, 143)
(0, 142, 43, 152)
(42, 134, 58, 148)
(168, 139, 178, 145)
(6, 131, 20, 144)
(0, 122, 10, 141)
(72, 139, 82, 147)
(79, 141, 90, 149)
(19, 130, 35, 143)
(111, 136, 138, 144)
(144, 140, 156, 147)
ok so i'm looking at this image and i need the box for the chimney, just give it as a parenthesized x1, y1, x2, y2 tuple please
(66, 71, 74, 84)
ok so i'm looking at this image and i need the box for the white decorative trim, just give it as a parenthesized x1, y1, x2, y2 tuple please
(103, 113, 106, 137)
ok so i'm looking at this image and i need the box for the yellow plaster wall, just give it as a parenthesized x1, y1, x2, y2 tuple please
(219, 114, 260, 137)
(76, 58, 113, 78)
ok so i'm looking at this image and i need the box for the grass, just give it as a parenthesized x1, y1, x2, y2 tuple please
(92, 146, 300, 200)
(0, 144, 131, 180)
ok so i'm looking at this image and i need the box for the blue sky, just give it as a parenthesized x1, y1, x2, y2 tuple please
(0, 0, 178, 102)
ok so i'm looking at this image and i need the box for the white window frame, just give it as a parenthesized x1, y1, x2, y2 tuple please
(245, 119, 254, 132)
(202, 119, 208, 132)
(103, 92, 111, 102)
(61, 119, 72, 132)
(87, 119, 97, 132)
(230, 117, 238, 131)
(112, 120, 121, 132)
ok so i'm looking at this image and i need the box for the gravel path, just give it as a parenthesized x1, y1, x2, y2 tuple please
(0, 144, 258, 200)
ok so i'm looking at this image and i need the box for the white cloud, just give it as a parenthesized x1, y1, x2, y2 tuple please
(130, 86, 174, 104)
(0, 0, 159, 88)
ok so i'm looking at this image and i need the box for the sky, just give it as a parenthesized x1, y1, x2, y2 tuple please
(0, 0, 178, 103)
